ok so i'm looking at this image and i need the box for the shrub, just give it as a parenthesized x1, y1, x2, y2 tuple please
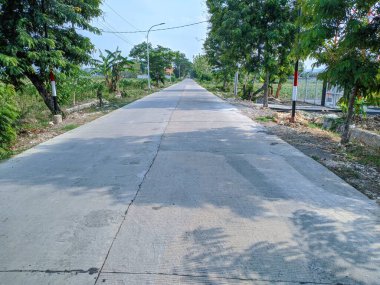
(0, 83, 19, 159)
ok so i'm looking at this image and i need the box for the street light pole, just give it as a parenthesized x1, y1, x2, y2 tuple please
(146, 22, 165, 90)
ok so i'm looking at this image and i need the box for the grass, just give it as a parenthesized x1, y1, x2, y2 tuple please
(345, 144, 380, 169)
(336, 166, 361, 179)
(307, 122, 323, 129)
(311, 155, 320, 161)
(256, 115, 276, 123)
(61, 124, 79, 131)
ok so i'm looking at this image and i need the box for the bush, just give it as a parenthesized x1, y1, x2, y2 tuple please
(0, 83, 19, 159)
(119, 78, 148, 90)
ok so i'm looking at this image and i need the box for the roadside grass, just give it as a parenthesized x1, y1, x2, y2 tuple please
(61, 124, 79, 131)
(256, 115, 276, 123)
(195, 80, 233, 98)
(307, 122, 323, 129)
(345, 144, 380, 169)
(311, 155, 321, 161)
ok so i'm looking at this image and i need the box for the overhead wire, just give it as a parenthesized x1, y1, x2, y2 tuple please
(104, 2, 140, 30)
(98, 20, 209, 34)
(97, 19, 134, 46)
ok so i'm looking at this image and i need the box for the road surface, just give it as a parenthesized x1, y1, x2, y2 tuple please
(0, 79, 379, 285)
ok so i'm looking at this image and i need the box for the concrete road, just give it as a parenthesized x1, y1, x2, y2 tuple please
(0, 79, 379, 285)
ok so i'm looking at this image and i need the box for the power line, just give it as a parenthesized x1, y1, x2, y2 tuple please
(97, 20, 134, 46)
(99, 20, 209, 34)
(104, 2, 140, 30)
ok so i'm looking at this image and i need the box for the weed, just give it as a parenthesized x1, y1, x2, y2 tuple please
(336, 166, 360, 179)
(311, 155, 320, 161)
(308, 122, 322, 129)
(256, 116, 276, 123)
(61, 124, 79, 131)
(345, 144, 380, 169)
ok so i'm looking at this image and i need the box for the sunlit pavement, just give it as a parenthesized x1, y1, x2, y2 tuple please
(0, 79, 379, 284)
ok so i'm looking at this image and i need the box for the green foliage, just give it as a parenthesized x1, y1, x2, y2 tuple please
(300, 0, 380, 102)
(0, 83, 19, 158)
(129, 42, 190, 85)
(172, 52, 192, 78)
(300, 0, 379, 143)
(61, 124, 79, 132)
(205, 0, 297, 84)
(119, 78, 147, 90)
(129, 42, 151, 74)
(93, 48, 133, 92)
(0, 0, 102, 114)
(338, 95, 369, 118)
(54, 68, 98, 106)
(256, 116, 276, 123)
(192, 55, 213, 81)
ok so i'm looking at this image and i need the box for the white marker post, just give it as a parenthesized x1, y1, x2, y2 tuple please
(50, 70, 59, 115)
(291, 60, 298, 122)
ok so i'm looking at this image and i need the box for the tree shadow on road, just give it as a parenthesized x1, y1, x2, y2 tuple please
(0, 123, 378, 282)
(176, 210, 380, 284)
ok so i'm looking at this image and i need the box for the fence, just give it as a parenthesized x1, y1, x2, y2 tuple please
(294, 76, 343, 108)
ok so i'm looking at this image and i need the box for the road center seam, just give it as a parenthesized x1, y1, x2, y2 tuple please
(93, 87, 184, 285)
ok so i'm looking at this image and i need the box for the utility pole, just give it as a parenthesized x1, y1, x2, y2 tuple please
(291, 7, 301, 123)
(146, 23, 165, 89)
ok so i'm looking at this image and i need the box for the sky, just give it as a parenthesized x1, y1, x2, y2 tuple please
(81, 0, 316, 70)
(81, 0, 209, 61)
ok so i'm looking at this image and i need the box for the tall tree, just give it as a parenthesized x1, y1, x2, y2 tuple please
(192, 55, 213, 81)
(205, 0, 297, 105)
(129, 42, 151, 74)
(129, 42, 176, 85)
(0, 0, 102, 115)
(204, 35, 235, 90)
(300, 0, 380, 144)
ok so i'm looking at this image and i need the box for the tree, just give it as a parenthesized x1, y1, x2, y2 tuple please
(129, 42, 151, 74)
(204, 35, 235, 90)
(300, 1, 380, 144)
(129, 42, 176, 86)
(173, 52, 192, 79)
(94, 48, 133, 93)
(205, 0, 297, 105)
(0, 0, 102, 115)
(192, 55, 213, 81)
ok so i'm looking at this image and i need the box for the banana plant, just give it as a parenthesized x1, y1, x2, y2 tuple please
(93, 48, 133, 93)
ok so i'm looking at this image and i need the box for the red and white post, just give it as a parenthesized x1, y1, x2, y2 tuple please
(49, 70, 58, 114)
(291, 60, 299, 122)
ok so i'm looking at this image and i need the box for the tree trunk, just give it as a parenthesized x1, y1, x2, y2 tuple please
(263, 72, 270, 107)
(341, 86, 359, 144)
(27, 73, 64, 116)
(97, 88, 103, 107)
(275, 82, 282, 98)
(249, 75, 257, 101)
(223, 77, 227, 91)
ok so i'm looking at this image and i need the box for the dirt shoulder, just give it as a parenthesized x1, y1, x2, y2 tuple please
(225, 97, 380, 202)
